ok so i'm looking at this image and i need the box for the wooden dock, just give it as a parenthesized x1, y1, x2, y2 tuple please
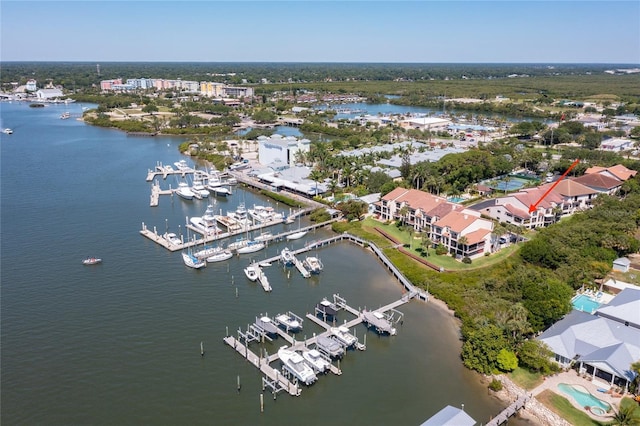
(485, 393, 532, 425)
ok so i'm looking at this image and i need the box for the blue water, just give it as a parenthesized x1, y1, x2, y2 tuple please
(0, 101, 524, 425)
(572, 294, 601, 313)
(448, 196, 465, 203)
(558, 383, 611, 412)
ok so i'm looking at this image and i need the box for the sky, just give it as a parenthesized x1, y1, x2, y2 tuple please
(1, 1, 639, 63)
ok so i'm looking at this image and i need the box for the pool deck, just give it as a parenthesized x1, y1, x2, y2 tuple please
(532, 371, 622, 421)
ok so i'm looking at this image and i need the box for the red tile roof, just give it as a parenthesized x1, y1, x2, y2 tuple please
(584, 164, 637, 181)
(433, 210, 479, 233)
(463, 228, 491, 245)
(573, 173, 623, 190)
(551, 179, 599, 197)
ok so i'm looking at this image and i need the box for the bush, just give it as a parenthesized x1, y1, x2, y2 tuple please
(488, 378, 503, 392)
(435, 244, 448, 255)
(462, 256, 472, 264)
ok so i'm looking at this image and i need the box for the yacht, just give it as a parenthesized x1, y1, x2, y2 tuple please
(191, 177, 209, 198)
(206, 249, 233, 263)
(274, 312, 302, 332)
(286, 230, 308, 241)
(280, 248, 295, 266)
(174, 159, 189, 171)
(189, 204, 220, 236)
(278, 347, 317, 386)
(303, 256, 323, 274)
(244, 263, 259, 281)
(175, 182, 195, 200)
(212, 186, 231, 197)
(236, 240, 265, 254)
(182, 252, 206, 269)
(300, 348, 331, 374)
(330, 326, 358, 348)
(249, 205, 283, 223)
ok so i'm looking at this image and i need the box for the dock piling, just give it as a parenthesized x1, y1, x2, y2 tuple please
(260, 393, 264, 413)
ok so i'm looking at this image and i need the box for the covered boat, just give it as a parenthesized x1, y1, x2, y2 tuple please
(280, 248, 295, 266)
(274, 312, 303, 332)
(316, 298, 338, 318)
(330, 326, 358, 348)
(300, 348, 331, 374)
(315, 335, 344, 359)
(82, 257, 102, 265)
(254, 315, 279, 335)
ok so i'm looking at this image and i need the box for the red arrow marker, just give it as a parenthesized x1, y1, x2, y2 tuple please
(528, 159, 580, 213)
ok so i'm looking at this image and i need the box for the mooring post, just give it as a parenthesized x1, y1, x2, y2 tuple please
(237, 375, 241, 392)
(260, 393, 264, 413)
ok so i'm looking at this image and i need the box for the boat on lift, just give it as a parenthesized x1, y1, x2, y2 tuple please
(278, 347, 317, 386)
(300, 348, 331, 374)
(316, 298, 338, 318)
(280, 247, 295, 266)
(303, 256, 323, 274)
(330, 325, 358, 348)
(254, 315, 279, 335)
(274, 312, 302, 332)
(315, 335, 344, 359)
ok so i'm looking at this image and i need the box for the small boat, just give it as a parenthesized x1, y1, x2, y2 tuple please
(60, 112, 71, 119)
(361, 310, 397, 335)
(316, 298, 338, 318)
(303, 256, 323, 274)
(278, 347, 317, 386)
(330, 326, 358, 348)
(286, 230, 308, 241)
(258, 261, 272, 268)
(212, 186, 231, 197)
(315, 335, 344, 359)
(2, 128, 13, 135)
(163, 232, 182, 246)
(175, 182, 195, 200)
(82, 257, 102, 265)
(182, 252, 206, 269)
(206, 249, 233, 263)
(280, 248, 295, 265)
(274, 312, 302, 332)
(236, 241, 265, 254)
(255, 315, 279, 335)
(244, 263, 259, 281)
(300, 348, 331, 374)
(227, 237, 249, 251)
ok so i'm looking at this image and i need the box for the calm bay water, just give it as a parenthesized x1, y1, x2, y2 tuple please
(1, 101, 524, 425)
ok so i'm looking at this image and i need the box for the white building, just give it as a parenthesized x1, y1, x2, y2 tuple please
(401, 116, 452, 131)
(599, 138, 634, 152)
(35, 88, 64, 100)
(26, 79, 37, 91)
(257, 134, 310, 169)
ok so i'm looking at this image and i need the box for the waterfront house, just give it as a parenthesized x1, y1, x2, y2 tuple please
(477, 186, 564, 229)
(548, 179, 599, 214)
(572, 173, 623, 195)
(537, 288, 640, 393)
(584, 164, 637, 182)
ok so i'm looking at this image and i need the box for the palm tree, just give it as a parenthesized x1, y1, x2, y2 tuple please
(457, 235, 468, 256)
(398, 205, 409, 227)
(308, 169, 323, 197)
(610, 398, 640, 425)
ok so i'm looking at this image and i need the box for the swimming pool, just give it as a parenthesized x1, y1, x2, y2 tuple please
(572, 294, 601, 313)
(558, 383, 611, 413)
(448, 196, 465, 203)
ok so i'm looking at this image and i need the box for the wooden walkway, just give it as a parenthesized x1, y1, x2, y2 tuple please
(485, 394, 532, 426)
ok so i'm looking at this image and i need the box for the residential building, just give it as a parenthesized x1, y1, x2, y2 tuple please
(257, 134, 311, 169)
(477, 187, 564, 229)
(599, 138, 634, 152)
(223, 86, 254, 98)
(548, 179, 599, 214)
(612, 257, 631, 273)
(200, 82, 225, 98)
(100, 79, 122, 91)
(572, 173, 623, 195)
(584, 164, 637, 182)
(538, 288, 640, 392)
(35, 88, 64, 100)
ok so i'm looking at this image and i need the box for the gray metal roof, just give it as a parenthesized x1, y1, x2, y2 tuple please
(421, 405, 476, 426)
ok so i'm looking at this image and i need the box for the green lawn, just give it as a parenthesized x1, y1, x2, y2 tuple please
(536, 390, 606, 426)
(508, 368, 544, 391)
(362, 218, 521, 271)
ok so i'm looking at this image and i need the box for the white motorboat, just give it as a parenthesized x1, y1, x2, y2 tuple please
(258, 261, 272, 267)
(300, 348, 331, 374)
(194, 244, 225, 259)
(163, 165, 175, 173)
(191, 177, 209, 198)
(255, 315, 279, 334)
(330, 326, 358, 348)
(60, 112, 71, 119)
(249, 205, 283, 223)
(190, 204, 220, 236)
(236, 241, 265, 254)
(2, 128, 13, 135)
(174, 159, 189, 171)
(182, 252, 206, 269)
(280, 248, 295, 265)
(175, 182, 195, 200)
(244, 263, 259, 281)
(228, 237, 249, 251)
(286, 230, 308, 241)
(278, 347, 317, 386)
(253, 232, 273, 243)
(82, 257, 102, 265)
(206, 249, 233, 263)
(163, 232, 182, 246)
(303, 256, 323, 274)
(274, 313, 302, 332)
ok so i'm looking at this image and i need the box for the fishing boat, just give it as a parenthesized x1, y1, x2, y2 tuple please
(182, 252, 206, 269)
(303, 256, 323, 274)
(175, 181, 195, 200)
(249, 205, 283, 223)
(330, 325, 358, 348)
(278, 347, 317, 386)
(191, 177, 209, 198)
(274, 312, 302, 332)
(280, 247, 295, 266)
(60, 112, 71, 119)
(315, 335, 344, 359)
(236, 240, 265, 254)
(244, 263, 259, 281)
(254, 315, 279, 335)
(189, 204, 221, 236)
(174, 159, 189, 171)
(212, 186, 231, 197)
(2, 128, 13, 135)
(300, 348, 331, 374)
(82, 257, 102, 265)
(206, 249, 233, 263)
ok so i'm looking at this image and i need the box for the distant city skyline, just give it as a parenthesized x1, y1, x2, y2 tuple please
(1, 1, 639, 64)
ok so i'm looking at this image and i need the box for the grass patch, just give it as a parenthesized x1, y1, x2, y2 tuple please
(536, 389, 605, 426)
(508, 368, 544, 391)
